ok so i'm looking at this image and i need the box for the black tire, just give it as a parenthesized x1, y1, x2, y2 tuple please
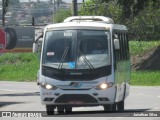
(117, 100, 124, 111)
(4, 27, 17, 50)
(57, 106, 65, 114)
(103, 103, 116, 112)
(46, 105, 55, 115)
(65, 106, 72, 114)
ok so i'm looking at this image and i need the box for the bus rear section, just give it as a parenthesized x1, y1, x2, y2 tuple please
(36, 16, 130, 115)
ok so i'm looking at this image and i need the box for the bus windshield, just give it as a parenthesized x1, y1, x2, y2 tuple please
(42, 29, 110, 70)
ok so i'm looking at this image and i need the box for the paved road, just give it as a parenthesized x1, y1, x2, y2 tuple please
(0, 81, 160, 120)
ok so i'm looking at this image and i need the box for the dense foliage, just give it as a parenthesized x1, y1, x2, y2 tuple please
(127, 2, 160, 40)
(80, 0, 160, 41)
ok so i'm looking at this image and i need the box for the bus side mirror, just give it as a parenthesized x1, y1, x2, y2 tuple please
(114, 38, 120, 50)
(33, 43, 38, 53)
(33, 34, 43, 53)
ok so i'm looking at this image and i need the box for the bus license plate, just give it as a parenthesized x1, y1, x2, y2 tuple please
(68, 101, 83, 105)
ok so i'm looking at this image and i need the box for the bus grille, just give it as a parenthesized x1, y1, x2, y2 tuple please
(55, 94, 98, 103)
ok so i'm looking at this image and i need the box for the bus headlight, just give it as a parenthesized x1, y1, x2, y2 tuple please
(95, 83, 113, 90)
(100, 83, 108, 89)
(41, 83, 58, 90)
(46, 84, 53, 90)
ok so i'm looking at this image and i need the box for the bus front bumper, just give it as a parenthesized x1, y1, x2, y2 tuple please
(40, 86, 116, 106)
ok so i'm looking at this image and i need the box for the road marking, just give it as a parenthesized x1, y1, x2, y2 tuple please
(0, 89, 38, 93)
(152, 107, 160, 110)
(0, 89, 14, 92)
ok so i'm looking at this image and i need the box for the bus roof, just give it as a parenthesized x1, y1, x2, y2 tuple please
(63, 16, 114, 24)
(45, 22, 127, 31)
(45, 16, 127, 31)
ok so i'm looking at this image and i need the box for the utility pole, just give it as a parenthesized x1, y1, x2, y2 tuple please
(2, 0, 5, 26)
(53, 0, 56, 12)
(2, 0, 9, 26)
(57, 0, 60, 11)
(72, 0, 77, 16)
(53, 0, 56, 22)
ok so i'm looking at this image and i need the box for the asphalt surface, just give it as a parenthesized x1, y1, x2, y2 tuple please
(0, 81, 160, 120)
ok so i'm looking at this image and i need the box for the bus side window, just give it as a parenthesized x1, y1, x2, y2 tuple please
(118, 33, 122, 61)
(124, 33, 128, 60)
(126, 34, 130, 59)
(113, 33, 120, 61)
(122, 33, 126, 60)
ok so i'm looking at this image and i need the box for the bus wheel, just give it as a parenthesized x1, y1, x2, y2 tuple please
(46, 105, 55, 115)
(65, 106, 72, 114)
(103, 104, 116, 112)
(117, 100, 124, 111)
(57, 106, 65, 114)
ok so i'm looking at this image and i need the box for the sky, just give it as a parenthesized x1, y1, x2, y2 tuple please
(19, 0, 83, 3)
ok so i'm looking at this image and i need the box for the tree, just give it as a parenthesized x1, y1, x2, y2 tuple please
(79, 0, 123, 23)
(80, 0, 160, 40)
(81, 0, 159, 20)
(127, 1, 160, 40)
(53, 9, 71, 23)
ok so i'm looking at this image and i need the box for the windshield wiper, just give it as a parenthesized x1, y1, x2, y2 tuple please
(58, 42, 71, 69)
(43, 63, 59, 68)
(42, 64, 55, 69)
(78, 50, 94, 69)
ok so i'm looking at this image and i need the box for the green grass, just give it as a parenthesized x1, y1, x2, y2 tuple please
(129, 41, 160, 86)
(131, 71, 160, 86)
(0, 53, 39, 82)
(129, 41, 160, 56)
